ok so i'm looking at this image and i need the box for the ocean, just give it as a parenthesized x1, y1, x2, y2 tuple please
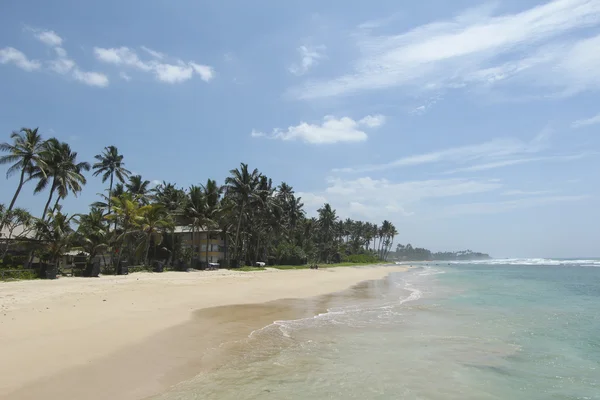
(153, 260, 600, 400)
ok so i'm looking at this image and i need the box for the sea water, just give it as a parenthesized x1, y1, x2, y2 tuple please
(155, 260, 600, 399)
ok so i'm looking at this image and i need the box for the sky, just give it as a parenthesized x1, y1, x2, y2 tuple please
(1, 0, 599, 258)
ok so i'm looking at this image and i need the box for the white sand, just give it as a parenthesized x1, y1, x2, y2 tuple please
(0, 266, 408, 399)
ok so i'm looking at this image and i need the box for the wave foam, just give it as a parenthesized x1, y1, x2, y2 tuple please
(442, 258, 600, 267)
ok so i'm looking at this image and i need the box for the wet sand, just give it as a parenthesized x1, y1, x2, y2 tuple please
(0, 266, 408, 400)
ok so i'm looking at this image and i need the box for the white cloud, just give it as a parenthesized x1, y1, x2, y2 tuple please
(572, 112, 600, 128)
(0, 47, 41, 71)
(359, 114, 386, 128)
(13, 28, 110, 87)
(444, 153, 593, 174)
(153, 63, 193, 83)
(93, 46, 214, 84)
(120, 71, 132, 81)
(34, 30, 63, 47)
(502, 190, 553, 196)
(289, 45, 326, 75)
(299, 176, 503, 220)
(54, 47, 67, 58)
(296, 192, 328, 209)
(140, 46, 164, 59)
(251, 114, 384, 144)
(48, 42, 108, 87)
(443, 195, 589, 216)
(290, 0, 600, 99)
(336, 134, 546, 173)
(190, 63, 215, 82)
(72, 70, 109, 87)
(49, 57, 75, 74)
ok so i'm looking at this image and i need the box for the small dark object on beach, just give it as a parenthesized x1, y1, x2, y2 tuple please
(310, 264, 319, 270)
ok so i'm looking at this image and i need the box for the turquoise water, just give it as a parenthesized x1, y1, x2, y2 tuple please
(156, 261, 600, 399)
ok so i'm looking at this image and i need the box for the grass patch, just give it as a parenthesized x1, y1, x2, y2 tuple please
(236, 266, 267, 272)
(270, 261, 389, 270)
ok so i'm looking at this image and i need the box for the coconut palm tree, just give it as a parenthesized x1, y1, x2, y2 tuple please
(34, 208, 77, 274)
(317, 203, 338, 262)
(134, 204, 173, 265)
(75, 207, 109, 271)
(224, 163, 261, 263)
(200, 179, 221, 267)
(31, 139, 90, 221)
(107, 193, 144, 272)
(126, 175, 151, 204)
(184, 185, 207, 266)
(152, 181, 186, 265)
(92, 146, 130, 219)
(0, 207, 34, 260)
(0, 128, 46, 231)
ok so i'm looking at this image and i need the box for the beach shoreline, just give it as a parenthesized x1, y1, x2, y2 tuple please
(0, 265, 410, 400)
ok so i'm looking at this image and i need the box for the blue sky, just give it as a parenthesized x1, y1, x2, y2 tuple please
(1, 0, 599, 258)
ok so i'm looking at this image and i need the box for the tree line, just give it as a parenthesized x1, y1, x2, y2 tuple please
(393, 243, 490, 261)
(0, 127, 399, 274)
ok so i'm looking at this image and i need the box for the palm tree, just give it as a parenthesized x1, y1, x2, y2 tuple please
(0, 128, 46, 231)
(224, 163, 261, 264)
(201, 179, 221, 267)
(134, 204, 173, 265)
(185, 185, 206, 266)
(317, 203, 338, 262)
(34, 208, 76, 274)
(0, 207, 34, 260)
(92, 146, 130, 219)
(152, 181, 186, 266)
(107, 193, 144, 272)
(31, 139, 90, 220)
(75, 207, 109, 271)
(126, 175, 150, 203)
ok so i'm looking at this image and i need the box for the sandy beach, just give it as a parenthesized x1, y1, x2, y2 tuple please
(0, 265, 408, 400)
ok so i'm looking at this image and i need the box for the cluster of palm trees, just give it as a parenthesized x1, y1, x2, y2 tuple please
(0, 127, 398, 274)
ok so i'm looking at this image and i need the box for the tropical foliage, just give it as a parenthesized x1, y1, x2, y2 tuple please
(392, 244, 490, 261)
(1, 128, 404, 276)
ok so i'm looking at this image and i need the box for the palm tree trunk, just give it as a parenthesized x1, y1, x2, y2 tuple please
(115, 229, 127, 274)
(224, 231, 229, 267)
(205, 229, 210, 268)
(191, 223, 195, 267)
(42, 179, 57, 221)
(233, 201, 246, 263)
(144, 234, 151, 265)
(27, 179, 56, 268)
(51, 196, 61, 214)
(0, 168, 27, 232)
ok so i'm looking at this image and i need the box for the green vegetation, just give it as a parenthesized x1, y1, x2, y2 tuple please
(1, 127, 400, 279)
(237, 266, 267, 272)
(392, 244, 490, 261)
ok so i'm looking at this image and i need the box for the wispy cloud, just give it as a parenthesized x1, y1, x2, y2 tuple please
(290, 0, 600, 100)
(444, 152, 594, 174)
(34, 30, 108, 87)
(299, 176, 503, 219)
(33, 29, 63, 47)
(335, 132, 549, 173)
(251, 114, 384, 144)
(443, 195, 590, 216)
(572, 112, 600, 128)
(2, 29, 108, 86)
(502, 190, 553, 196)
(289, 45, 326, 75)
(140, 46, 164, 59)
(0, 47, 41, 71)
(93, 46, 214, 83)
